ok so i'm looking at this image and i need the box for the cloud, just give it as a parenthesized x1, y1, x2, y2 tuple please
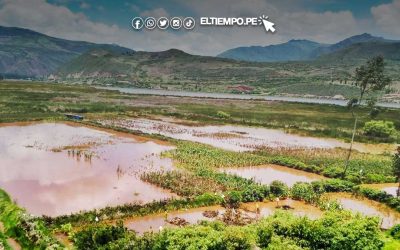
(79, 1, 90, 10)
(0, 0, 390, 56)
(371, 0, 400, 36)
(140, 7, 170, 18)
(0, 0, 128, 45)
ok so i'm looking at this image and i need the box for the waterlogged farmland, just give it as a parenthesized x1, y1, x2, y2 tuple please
(0, 122, 176, 216)
(222, 164, 326, 187)
(100, 118, 385, 153)
(0, 82, 400, 249)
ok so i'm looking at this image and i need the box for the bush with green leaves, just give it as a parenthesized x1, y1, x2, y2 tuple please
(71, 210, 384, 250)
(216, 111, 231, 119)
(72, 222, 134, 250)
(389, 224, 400, 240)
(291, 182, 320, 204)
(363, 120, 397, 139)
(270, 180, 290, 198)
(223, 191, 243, 209)
(353, 186, 400, 212)
(0, 189, 62, 249)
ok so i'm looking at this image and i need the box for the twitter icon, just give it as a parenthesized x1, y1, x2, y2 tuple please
(157, 17, 169, 30)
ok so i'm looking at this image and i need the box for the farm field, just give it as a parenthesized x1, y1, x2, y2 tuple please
(0, 81, 400, 249)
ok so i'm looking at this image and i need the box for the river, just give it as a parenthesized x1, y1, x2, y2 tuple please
(97, 87, 400, 109)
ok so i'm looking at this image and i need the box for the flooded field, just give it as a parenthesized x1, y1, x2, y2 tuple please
(100, 118, 394, 154)
(324, 193, 400, 229)
(0, 122, 176, 216)
(363, 183, 399, 197)
(124, 199, 322, 234)
(101, 119, 349, 152)
(124, 206, 225, 234)
(221, 164, 325, 187)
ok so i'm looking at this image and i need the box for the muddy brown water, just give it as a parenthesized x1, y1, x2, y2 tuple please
(221, 164, 325, 187)
(100, 118, 395, 154)
(0, 122, 177, 216)
(124, 194, 400, 234)
(124, 200, 323, 234)
(324, 193, 400, 229)
(362, 183, 399, 197)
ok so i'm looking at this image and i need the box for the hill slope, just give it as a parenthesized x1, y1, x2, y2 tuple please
(0, 26, 133, 77)
(218, 33, 398, 63)
(218, 40, 324, 62)
(316, 41, 400, 62)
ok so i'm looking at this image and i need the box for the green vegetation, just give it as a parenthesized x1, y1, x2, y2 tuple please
(363, 120, 398, 139)
(0, 231, 12, 250)
(255, 147, 395, 183)
(141, 170, 227, 196)
(71, 211, 385, 250)
(44, 195, 223, 228)
(353, 186, 400, 212)
(216, 110, 231, 119)
(393, 148, 400, 197)
(1, 81, 399, 144)
(269, 181, 290, 198)
(0, 189, 62, 249)
(162, 140, 268, 171)
(344, 56, 392, 177)
(0, 81, 399, 249)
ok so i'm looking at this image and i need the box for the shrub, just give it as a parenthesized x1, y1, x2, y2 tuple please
(390, 224, 400, 239)
(270, 181, 289, 198)
(363, 120, 397, 138)
(223, 191, 242, 209)
(73, 222, 131, 249)
(222, 227, 254, 250)
(291, 182, 320, 204)
(313, 179, 355, 193)
(216, 111, 231, 119)
(241, 185, 270, 202)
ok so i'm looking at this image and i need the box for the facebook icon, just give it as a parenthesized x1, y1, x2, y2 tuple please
(131, 17, 144, 30)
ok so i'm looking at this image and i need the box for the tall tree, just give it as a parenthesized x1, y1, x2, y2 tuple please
(342, 56, 391, 178)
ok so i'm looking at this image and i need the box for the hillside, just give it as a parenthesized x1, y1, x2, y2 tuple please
(218, 40, 324, 62)
(316, 41, 400, 62)
(218, 33, 399, 63)
(0, 26, 133, 77)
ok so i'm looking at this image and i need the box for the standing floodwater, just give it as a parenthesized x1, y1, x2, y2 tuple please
(0, 122, 176, 216)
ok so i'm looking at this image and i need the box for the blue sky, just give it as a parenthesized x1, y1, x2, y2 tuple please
(1, 0, 400, 55)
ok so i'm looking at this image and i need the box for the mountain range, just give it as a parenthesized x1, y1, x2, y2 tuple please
(217, 33, 399, 62)
(0, 26, 133, 77)
(1, 25, 400, 96)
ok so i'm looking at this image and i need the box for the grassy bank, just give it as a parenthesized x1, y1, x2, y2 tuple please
(0, 189, 62, 249)
(1, 81, 399, 143)
(71, 210, 386, 249)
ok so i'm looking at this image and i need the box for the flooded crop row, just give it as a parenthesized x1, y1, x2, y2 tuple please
(124, 194, 400, 233)
(100, 118, 393, 154)
(0, 122, 176, 216)
(124, 199, 322, 234)
(221, 164, 325, 187)
(362, 183, 399, 197)
(323, 193, 400, 229)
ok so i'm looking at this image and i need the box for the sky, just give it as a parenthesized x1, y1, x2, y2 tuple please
(0, 0, 399, 55)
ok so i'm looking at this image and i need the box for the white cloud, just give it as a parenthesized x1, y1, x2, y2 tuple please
(0, 0, 129, 45)
(0, 0, 389, 56)
(371, 0, 400, 36)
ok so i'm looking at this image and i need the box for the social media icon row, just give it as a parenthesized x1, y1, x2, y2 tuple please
(131, 17, 195, 30)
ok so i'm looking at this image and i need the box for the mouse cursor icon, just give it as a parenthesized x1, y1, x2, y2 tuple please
(260, 16, 276, 33)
